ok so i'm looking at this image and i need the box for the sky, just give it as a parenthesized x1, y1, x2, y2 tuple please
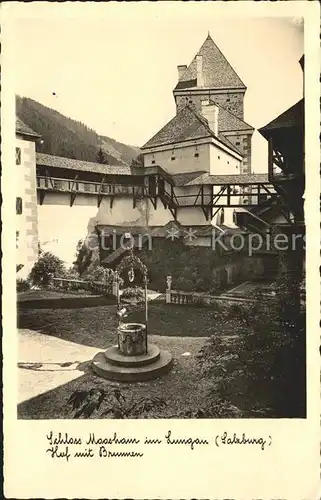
(12, 5, 304, 173)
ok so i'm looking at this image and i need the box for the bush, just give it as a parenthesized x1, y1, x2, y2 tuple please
(17, 278, 30, 292)
(196, 277, 306, 418)
(73, 239, 93, 276)
(67, 388, 166, 419)
(29, 252, 66, 286)
(84, 265, 110, 282)
(121, 286, 145, 301)
(60, 267, 80, 280)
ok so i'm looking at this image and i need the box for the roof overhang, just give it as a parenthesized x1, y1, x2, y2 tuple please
(173, 86, 246, 96)
(142, 135, 242, 161)
(16, 130, 40, 141)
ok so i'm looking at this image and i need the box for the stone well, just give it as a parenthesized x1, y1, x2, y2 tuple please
(92, 322, 172, 382)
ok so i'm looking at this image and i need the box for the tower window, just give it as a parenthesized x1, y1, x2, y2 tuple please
(16, 197, 22, 215)
(226, 98, 230, 102)
(194, 153, 199, 158)
(218, 156, 220, 160)
(151, 160, 155, 164)
(236, 141, 240, 145)
(171, 157, 175, 161)
(16, 147, 21, 165)
(227, 161, 229, 164)
(189, 100, 193, 104)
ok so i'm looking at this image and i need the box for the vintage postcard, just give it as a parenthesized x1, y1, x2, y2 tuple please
(2, 1, 320, 498)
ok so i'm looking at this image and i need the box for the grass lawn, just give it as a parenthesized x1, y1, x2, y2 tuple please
(17, 297, 279, 419)
(18, 303, 224, 347)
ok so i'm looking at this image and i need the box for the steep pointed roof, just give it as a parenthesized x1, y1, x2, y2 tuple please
(211, 101, 254, 132)
(142, 105, 212, 149)
(175, 34, 246, 90)
(141, 105, 242, 156)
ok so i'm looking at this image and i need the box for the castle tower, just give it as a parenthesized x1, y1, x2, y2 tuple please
(173, 34, 254, 174)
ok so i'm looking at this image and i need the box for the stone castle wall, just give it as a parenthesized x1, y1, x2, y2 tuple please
(16, 137, 39, 278)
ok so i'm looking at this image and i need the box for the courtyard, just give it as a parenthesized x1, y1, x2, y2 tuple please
(17, 285, 298, 420)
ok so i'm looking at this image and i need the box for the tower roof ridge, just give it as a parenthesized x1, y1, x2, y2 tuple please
(175, 34, 246, 91)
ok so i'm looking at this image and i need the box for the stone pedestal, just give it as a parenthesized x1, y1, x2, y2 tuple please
(92, 322, 172, 382)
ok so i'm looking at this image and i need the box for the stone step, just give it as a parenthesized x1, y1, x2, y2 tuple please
(104, 344, 160, 367)
(92, 349, 173, 382)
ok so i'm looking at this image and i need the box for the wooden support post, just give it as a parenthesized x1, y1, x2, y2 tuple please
(70, 174, 79, 207)
(144, 277, 148, 353)
(133, 186, 136, 209)
(268, 137, 274, 181)
(227, 185, 231, 206)
(97, 175, 106, 208)
(39, 191, 46, 205)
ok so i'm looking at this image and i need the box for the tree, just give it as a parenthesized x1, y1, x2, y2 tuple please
(130, 153, 143, 167)
(96, 147, 108, 164)
(29, 252, 66, 286)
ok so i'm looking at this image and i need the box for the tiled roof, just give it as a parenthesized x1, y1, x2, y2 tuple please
(142, 105, 242, 156)
(211, 101, 254, 132)
(174, 34, 246, 90)
(171, 171, 207, 186)
(259, 99, 304, 139)
(142, 106, 212, 149)
(16, 117, 40, 138)
(36, 153, 133, 175)
(217, 132, 242, 154)
(184, 172, 269, 186)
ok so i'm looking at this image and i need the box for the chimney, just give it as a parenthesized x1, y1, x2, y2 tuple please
(201, 100, 219, 137)
(196, 55, 204, 87)
(177, 65, 187, 81)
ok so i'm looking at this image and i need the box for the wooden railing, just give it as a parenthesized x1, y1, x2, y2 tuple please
(37, 176, 145, 197)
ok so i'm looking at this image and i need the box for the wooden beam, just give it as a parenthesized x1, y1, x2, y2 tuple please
(133, 186, 136, 208)
(227, 185, 231, 206)
(169, 207, 177, 220)
(39, 190, 46, 206)
(268, 137, 274, 181)
(45, 168, 54, 189)
(70, 174, 79, 207)
(97, 175, 106, 208)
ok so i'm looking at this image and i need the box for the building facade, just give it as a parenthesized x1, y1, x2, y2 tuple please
(16, 118, 40, 278)
(16, 35, 283, 275)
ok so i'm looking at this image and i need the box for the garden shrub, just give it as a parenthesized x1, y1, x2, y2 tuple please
(60, 267, 80, 280)
(121, 287, 145, 301)
(67, 388, 167, 419)
(196, 274, 306, 418)
(29, 252, 66, 286)
(73, 239, 93, 276)
(17, 278, 30, 292)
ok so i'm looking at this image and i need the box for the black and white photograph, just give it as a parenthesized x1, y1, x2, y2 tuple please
(2, 1, 320, 498)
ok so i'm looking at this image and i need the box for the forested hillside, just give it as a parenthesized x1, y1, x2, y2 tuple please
(16, 96, 140, 165)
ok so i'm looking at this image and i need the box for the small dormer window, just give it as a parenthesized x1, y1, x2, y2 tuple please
(16, 147, 21, 165)
(16, 197, 22, 215)
(151, 160, 155, 164)
(236, 141, 240, 145)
